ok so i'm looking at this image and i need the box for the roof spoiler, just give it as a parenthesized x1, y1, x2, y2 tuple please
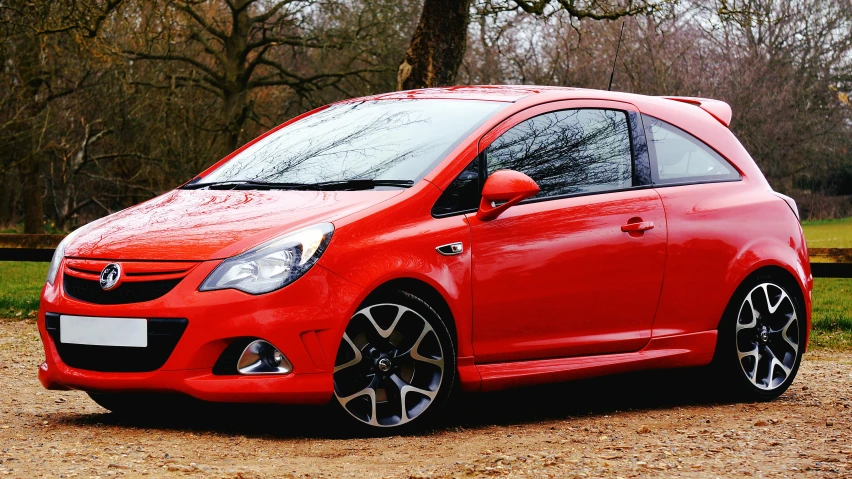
(661, 96, 732, 127)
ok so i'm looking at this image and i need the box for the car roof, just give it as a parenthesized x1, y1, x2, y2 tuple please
(360, 85, 578, 102)
(336, 84, 759, 181)
(366, 86, 760, 187)
(353, 85, 732, 127)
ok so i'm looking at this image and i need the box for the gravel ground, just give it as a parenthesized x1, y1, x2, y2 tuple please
(1, 320, 850, 478)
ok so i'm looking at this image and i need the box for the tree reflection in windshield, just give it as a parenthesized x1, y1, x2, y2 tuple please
(486, 109, 633, 198)
(203, 100, 503, 185)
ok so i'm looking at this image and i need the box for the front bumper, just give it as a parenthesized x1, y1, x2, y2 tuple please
(37, 261, 362, 404)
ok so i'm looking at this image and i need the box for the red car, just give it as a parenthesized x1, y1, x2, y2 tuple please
(37, 86, 811, 432)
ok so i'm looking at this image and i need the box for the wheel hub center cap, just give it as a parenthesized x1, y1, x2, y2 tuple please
(377, 357, 392, 372)
(758, 326, 770, 344)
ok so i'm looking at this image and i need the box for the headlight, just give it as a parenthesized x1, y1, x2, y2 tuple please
(199, 223, 334, 295)
(46, 228, 83, 285)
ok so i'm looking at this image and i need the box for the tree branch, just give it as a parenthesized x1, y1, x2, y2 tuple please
(176, 2, 228, 41)
(123, 51, 224, 86)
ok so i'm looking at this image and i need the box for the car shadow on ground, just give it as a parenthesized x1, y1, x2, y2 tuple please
(52, 366, 739, 439)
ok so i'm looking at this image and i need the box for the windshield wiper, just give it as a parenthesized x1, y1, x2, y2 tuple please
(180, 179, 414, 191)
(310, 179, 415, 190)
(181, 180, 313, 190)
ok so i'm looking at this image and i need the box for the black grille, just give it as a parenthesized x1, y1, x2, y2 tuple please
(45, 313, 188, 372)
(64, 275, 181, 305)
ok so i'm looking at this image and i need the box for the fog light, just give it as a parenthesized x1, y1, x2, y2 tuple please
(236, 340, 292, 375)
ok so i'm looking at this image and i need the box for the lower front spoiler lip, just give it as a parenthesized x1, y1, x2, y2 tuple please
(38, 360, 333, 405)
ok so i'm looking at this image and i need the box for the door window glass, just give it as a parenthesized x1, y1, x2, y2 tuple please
(643, 115, 740, 184)
(485, 109, 633, 198)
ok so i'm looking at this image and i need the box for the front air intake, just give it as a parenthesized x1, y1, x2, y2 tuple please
(45, 313, 188, 372)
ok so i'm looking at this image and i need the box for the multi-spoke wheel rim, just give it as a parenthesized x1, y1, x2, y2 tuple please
(735, 283, 800, 391)
(333, 303, 445, 427)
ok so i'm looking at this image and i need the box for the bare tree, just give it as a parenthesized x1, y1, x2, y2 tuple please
(397, 0, 667, 90)
(459, 0, 852, 218)
(0, 0, 123, 233)
(120, 0, 387, 154)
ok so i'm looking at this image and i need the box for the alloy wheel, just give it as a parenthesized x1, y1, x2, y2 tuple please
(333, 302, 445, 427)
(735, 283, 800, 391)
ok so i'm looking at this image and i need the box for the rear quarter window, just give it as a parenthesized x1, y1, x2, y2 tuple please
(643, 115, 741, 185)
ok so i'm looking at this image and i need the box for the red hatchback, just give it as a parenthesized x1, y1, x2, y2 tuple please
(37, 86, 811, 432)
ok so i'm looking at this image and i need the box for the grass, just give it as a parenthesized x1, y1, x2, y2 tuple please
(1, 218, 851, 349)
(801, 218, 852, 349)
(801, 217, 852, 248)
(809, 277, 852, 350)
(0, 261, 46, 319)
(0, 221, 68, 235)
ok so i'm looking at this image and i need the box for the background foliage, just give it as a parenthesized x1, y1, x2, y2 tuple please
(1, 0, 851, 233)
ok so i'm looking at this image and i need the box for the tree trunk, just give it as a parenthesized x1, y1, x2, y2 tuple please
(222, 90, 247, 154)
(397, 0, 473, 90)
(22, 158, 43, 234)
(0, 174, 15, 227)
(221, 0, 252, 155)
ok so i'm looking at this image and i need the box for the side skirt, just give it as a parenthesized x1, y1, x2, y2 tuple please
(466, 331, 717, 393)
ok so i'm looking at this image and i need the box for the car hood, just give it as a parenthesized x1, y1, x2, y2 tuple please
(65, 189, 400, 261)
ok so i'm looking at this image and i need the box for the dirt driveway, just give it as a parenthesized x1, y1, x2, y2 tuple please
(1, 320, 850, 478)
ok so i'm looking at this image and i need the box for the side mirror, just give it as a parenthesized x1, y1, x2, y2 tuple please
(476, 170, 540, 221)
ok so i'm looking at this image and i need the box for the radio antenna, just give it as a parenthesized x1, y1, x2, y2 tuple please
(607, 22, 625, 91)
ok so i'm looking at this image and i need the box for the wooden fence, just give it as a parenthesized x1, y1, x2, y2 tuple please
(0, 234, 66, 262)
(0, 234, 850, 278)
(808, 248, 852, 278)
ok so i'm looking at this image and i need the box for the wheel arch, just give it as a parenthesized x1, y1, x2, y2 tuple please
(328, 271, 480, 391)
(719, 263, 811, 352)
(358, 277, 459, 350)
(329, 276, 461, 429)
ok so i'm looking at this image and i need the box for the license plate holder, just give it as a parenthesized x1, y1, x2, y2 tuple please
(59, 315, 148, 348)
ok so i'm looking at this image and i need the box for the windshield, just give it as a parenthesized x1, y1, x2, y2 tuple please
(199, 99, 504, 187)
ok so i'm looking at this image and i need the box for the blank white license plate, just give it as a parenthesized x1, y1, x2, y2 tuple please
(59, 315, 148, 348)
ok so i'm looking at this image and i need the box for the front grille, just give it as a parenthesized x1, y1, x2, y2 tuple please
(45, 313, 188, 372)
(64, 275, 181, 305)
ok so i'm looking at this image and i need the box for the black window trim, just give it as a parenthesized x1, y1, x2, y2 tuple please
(431, 154, 483, 218)
(630, 110, 652, 187)
(642, 113, 743, 188)
(432, 206, 479, 219)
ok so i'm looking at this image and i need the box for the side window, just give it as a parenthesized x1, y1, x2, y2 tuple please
(485, 109, 633, 199)
(643, 115, 740, 184)
(432, 158, 481, 216)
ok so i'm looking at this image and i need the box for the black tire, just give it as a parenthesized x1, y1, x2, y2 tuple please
(331, 289, 457, 434)
(714, 272, 804, 401)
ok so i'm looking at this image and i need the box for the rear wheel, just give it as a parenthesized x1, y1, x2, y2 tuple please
(716, 275, 804, 400)
(332, 290, 456, 433)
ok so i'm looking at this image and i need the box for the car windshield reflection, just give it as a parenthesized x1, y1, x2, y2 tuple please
(196, 99, 504, 188)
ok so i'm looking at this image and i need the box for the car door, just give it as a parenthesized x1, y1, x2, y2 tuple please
(468, 100, 668, 363)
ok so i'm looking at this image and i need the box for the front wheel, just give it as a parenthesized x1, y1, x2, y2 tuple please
(332, 290, 456, 433)
(715, 275, 804, 400)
